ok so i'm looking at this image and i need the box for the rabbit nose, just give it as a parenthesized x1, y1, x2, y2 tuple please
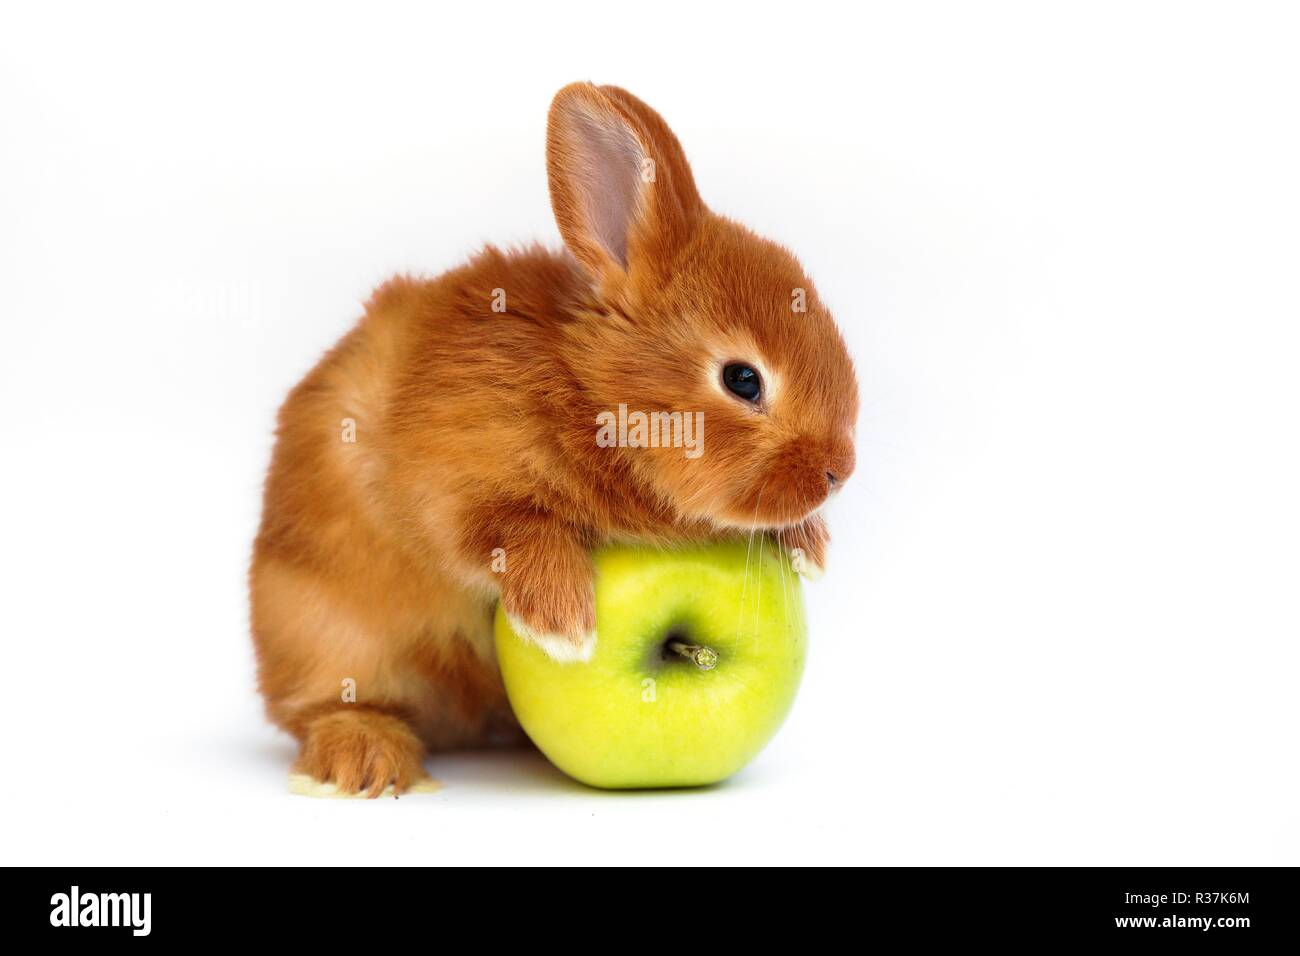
(826, 445, 855, 489)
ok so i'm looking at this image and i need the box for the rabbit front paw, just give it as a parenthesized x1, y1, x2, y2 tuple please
(499, 553, 597, 663)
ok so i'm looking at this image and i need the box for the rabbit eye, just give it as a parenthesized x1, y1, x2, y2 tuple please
(722, 363, 762, 403)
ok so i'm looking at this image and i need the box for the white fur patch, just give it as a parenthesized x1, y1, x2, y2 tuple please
(287, 774, 441, 799)
(507, 614, 597, 663)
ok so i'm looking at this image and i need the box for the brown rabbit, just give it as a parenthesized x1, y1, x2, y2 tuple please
(250, 82, 859, 796)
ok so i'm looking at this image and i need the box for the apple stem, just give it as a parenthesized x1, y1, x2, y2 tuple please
(667, 640, 718, 670)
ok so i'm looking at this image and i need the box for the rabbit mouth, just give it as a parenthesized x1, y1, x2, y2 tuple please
(712, 480, 832, 532)
(715, 439, 852, 529)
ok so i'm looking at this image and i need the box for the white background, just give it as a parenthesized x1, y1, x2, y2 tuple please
(2, 1, 1297, 865)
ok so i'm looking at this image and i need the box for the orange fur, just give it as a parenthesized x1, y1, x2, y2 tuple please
(250, 83, 859, 795)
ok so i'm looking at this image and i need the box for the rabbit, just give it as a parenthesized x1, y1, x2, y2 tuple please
(250, 82, 859, 796)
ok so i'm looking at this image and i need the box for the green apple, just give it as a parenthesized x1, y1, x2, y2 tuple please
(495, 539, 807, 789)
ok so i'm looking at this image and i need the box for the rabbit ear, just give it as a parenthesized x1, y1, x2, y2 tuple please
(547, 83, 703, 286)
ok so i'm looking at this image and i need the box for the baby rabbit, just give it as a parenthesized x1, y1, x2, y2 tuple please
(250, 82, 858, 796)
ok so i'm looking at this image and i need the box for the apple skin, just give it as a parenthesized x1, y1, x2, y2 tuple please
(495, 539, 807, 789)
